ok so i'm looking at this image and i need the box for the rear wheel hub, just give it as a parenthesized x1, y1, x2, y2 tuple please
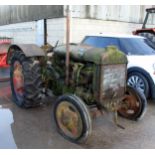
(13, 61, 24, 102)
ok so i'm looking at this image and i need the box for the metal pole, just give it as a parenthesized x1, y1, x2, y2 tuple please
(65, 5, 70, 85)
(44, 19, 47, 45)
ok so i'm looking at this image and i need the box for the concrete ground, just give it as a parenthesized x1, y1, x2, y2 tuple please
(0, 81, 155, 149)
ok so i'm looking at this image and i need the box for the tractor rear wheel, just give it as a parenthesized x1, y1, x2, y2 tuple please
(52, 94, 92, 143)
(10, 50, 43, 108)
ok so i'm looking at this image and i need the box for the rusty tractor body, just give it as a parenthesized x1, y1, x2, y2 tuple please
(133, 8, 155, 44)
(6, 42, 147, 143)
(51, 45, 127, 106)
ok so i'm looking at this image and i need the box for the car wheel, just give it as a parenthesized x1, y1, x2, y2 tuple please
(127, 72, 149, 98)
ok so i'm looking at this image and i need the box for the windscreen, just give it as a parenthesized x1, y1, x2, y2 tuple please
(82, 36, 155, 55)
(82, 36, 119, 48)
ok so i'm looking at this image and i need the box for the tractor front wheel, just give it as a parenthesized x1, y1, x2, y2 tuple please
(118, 86, 147, 121)
(52, 94, 92, 143)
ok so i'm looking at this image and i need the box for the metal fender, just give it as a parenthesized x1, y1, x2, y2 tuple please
(7, 44, 45, 64)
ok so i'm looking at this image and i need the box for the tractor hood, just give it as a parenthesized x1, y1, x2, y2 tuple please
(54, 44, 127, 65)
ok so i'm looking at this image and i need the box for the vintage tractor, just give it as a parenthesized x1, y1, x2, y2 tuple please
(6, 43, 147, 143)
(133, 8, 155, 44)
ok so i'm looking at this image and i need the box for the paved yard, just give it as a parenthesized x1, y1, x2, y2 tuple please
(0, 81, 155, 149)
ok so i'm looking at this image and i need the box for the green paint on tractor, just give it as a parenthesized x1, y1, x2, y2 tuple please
(40, 44, 127, 104)
(54, 45, 127, 65)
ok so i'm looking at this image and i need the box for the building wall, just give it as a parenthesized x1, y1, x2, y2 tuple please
(0, 5, 63, 26)
(47, 18, 65, 45)
(0, 17, 145, 45)
(0, 18, 65, 45)
(65, 5, 154, 24)
(0, 21, 36, 44)
(70, 18, 142, 43)
(0, 5, 154, 45)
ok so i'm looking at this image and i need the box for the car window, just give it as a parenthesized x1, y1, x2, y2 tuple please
(82, 36, 120, 49)
(119, 38, 155, 55)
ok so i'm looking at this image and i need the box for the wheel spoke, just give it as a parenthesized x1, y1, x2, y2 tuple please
(131, 76, 136, 85)
(128, 78, 134, 86)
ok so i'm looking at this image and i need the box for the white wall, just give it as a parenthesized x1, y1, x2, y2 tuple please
(47, 18, 65, 46)
(0, 18, 65, 46)
(0, 17, 144, 45)
(0, 21, 36, 44)
(70, 18, 143, 43)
